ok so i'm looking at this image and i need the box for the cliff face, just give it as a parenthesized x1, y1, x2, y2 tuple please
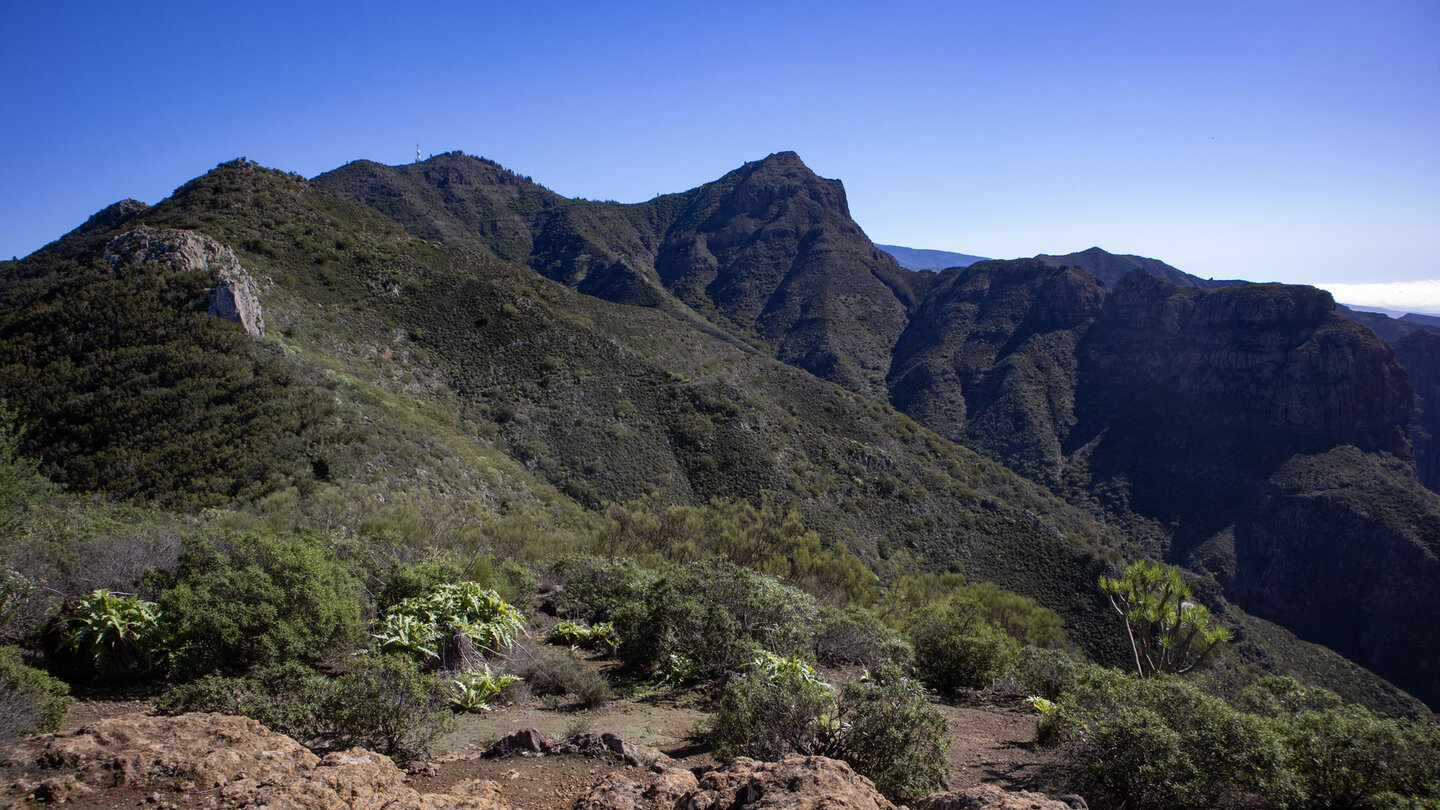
(1073, 273, 1413, 542)
(1230, 448, 1440, 711)
(1395, 331, 1440, 492)
(889, 260, 1105, 485)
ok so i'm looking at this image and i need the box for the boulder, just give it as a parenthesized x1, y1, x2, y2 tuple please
(0, 712, 510, 809)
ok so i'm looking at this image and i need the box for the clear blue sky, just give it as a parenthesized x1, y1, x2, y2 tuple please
(3, 1, 1437, 306)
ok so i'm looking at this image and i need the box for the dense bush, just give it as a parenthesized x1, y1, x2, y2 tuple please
(156, 662, 330, 742)
(158, 531, 364, 677)
(0, 645, 70, 740)
(828, 668, 949, 803)
(548, 554, 650, 623)
(1043, 665, 1295, 809)
(612, 558, 816, 680)
(518, 647, 611, 708)
(711, 653, 837, 761)
(812, 605, 912, 669)
(322, 654, 455, 761)
(907, 595, 1018, 691)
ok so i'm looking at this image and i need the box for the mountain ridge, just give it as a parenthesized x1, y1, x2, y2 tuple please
(3, 152, 1436, 713)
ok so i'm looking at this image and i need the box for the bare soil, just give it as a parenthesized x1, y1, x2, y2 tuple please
(47, 671, 1055, 808)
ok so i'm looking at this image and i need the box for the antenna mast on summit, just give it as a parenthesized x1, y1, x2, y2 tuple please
(415, 144, 421, 163)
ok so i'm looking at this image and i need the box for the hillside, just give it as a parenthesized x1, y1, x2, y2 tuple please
(312, 152, 1440, 709)
(0, 154, 1434, 715)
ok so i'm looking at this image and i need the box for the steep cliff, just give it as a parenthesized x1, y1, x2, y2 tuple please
(889, 260, 1105, 485)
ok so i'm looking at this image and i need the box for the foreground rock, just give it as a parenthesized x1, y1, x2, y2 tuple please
(916, 785, 1085, 810)
(0, 712, 508, 809)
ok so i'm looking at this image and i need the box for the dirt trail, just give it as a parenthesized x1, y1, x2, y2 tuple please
(51, 687, 1053, 808)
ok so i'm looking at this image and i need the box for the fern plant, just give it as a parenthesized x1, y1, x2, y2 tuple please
(374, 582, 523, 665)
(62, 589, 168, 675)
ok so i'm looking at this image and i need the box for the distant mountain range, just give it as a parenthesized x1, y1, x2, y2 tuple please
(875, 244, 988, 271)
(4, 150, 1437, 712)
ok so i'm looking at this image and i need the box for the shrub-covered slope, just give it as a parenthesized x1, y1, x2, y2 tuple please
(316, 151, 922, 399)
(3, 156, 1431, 715)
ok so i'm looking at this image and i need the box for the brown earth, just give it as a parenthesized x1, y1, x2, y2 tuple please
(9, 682, 1063, 809)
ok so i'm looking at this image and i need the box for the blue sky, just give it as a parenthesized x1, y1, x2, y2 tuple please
(3, 1, 1437, 309)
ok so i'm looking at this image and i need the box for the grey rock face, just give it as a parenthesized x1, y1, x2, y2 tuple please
(103, 226, 264, 337)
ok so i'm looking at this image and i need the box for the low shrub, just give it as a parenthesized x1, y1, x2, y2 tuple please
(828, 667, 949, 803)
(812, 605, 912, 669)
(520, 648, 585, 697)
(517, 648, 610, 707)
(326, 654, 454, 761)
(0, 645, 70, 739)
(613, 559, 815, 680)
(156, 662, 330, 742)
(1278, 703, 1440, 809)
(1043, 665, 1296, 809)
(548, 555, 649, 623)
(711, 652, 837, 761)
(907, 595, 1018, 692)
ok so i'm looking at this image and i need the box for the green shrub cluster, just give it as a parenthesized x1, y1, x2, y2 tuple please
(373, 581, 523, 668)
(1040, 667, 1440, 810)
(548, 554, 650, 623)
(157, 531, 364, 678)
(828, 668, 950, 803)
(907, 594, 1020, 692)
(710, 657, 949, 803)
(519, 648, 611, 708)
(158, 655, 453, 761)
(544, 620, 617, 652)
(612, 558, 816, 680)
(0, 645, 70, 740)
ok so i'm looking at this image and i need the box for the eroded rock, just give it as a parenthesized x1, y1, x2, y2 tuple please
(0, 713, 509, 809)
(104, 226, 265, 337)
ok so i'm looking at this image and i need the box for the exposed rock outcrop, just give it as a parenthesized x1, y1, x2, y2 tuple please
(916, 785, 1085, 809)
(0, 713, 508, 809)
(680, 755, 897, 810)
(104, 226, 264, 337)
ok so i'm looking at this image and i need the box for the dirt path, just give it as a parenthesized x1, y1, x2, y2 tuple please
(53, 688, 1054, 808)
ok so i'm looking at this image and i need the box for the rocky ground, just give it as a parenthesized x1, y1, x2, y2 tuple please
(0, 682, 1075, 809)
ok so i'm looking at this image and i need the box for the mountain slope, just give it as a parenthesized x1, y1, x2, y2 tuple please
(1033, 246, 1241, 289)
(5, 154, 1433, 714)
(317, 151, 921, 399)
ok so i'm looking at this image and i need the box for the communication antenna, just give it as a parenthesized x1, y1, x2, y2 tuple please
(416, 144, 421, 163)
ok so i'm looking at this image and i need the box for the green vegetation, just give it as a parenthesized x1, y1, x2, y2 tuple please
(612, 558, 816, 680)
(373, 581, 523, 666)
(157, 531, 364, 677)
(0, 645, 70, 739)
(711, 652, 836, 760)
(0, 151, 1433, 810)
(1100, 560, 1231, 677)
(711, 655, 949, 803)
(829, 668, 950, 803)
(61, 589, 166, 677)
